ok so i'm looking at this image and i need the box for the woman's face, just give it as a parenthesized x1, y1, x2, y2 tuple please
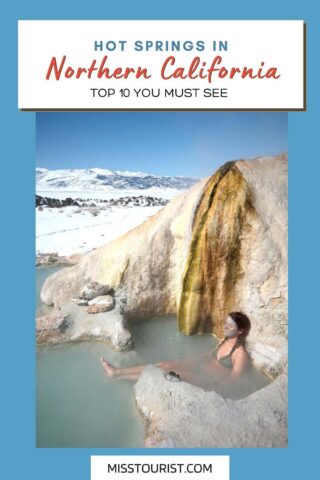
(223, 317, 239, 338)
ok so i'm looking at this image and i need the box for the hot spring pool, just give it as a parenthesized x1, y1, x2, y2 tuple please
(36, 266, 270, 448)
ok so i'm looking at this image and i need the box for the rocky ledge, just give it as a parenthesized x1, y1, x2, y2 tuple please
(36, 304, 132, 351)
(135, 366, 287, 448)
(36, 253, 81, 267)
(37, 281, 132, 351)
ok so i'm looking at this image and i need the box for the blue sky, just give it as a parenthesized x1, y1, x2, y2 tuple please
(36, 112, 287, 177)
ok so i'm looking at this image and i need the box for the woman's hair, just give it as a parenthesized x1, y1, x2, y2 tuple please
(229, 311, 251, 341)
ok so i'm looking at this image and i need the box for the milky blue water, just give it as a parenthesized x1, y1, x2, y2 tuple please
(36, 266, 270, 448)
(36, 267, 215, 448)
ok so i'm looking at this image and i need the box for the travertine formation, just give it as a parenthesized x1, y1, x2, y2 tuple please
(41, 154, 288, 375)
(178, 155, 288, 375)
(135, 366, 287, 448)
(178, 161, 256, 336)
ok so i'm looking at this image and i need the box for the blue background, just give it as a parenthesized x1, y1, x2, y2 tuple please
(2, 1, 319, 479)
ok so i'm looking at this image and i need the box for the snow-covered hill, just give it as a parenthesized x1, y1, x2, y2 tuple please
(36, 167, 201, 256)
(36, 167, 200, 192)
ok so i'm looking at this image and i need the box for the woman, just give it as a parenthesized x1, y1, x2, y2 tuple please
(100, 311, 251, 391)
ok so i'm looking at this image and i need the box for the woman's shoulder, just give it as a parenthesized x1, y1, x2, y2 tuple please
(234, 343, 250, 356)
(231, 343, 245, 355)
(231, 345, 250, 373)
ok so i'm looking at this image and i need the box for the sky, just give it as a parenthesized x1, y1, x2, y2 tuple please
(36, 112, 287, 177)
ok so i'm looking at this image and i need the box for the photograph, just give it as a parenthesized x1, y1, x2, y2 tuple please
(35, 111, 288, 448)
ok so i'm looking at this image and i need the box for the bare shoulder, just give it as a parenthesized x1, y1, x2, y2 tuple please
(233, 345, 249, 358)
(231, 345, 249, 373)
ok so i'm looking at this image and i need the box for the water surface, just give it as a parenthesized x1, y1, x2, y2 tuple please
(37, 316, 216, 448)
(36, 266, 270, 448)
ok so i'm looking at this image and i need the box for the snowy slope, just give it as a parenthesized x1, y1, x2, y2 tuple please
(36, 167, 199, 192)
(36, 205, 162, 256)
(36, 167, 200, 256)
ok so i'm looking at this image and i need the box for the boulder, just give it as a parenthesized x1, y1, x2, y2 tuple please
(87, 304, 110, 314)
(88, 295, 114, 307)
(37, 304, 132, 351)
(80, 281, 110, 300)
(36, 312, 72, 344)
(134, 366, 287, 448)
(87, 295, 114, 313)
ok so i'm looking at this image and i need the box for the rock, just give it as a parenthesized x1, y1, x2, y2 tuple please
(36, 254, 81, 267)
(164, 371, 181, 382)
(134, 366, 287, 448)
(107, 313, 133, 351)
(68, 305, 133, 351)
(88, 294, 114, 306)
(72, 296, 88, 306)
(87, 303, 111, 314)
(42, 254, 59, 265)
(80, 281, 110, 300)
(87, 295, 114, 313)
(36, 304, 132, 351)
(36, 312, 72, 344)
(248, 340, 288, 378)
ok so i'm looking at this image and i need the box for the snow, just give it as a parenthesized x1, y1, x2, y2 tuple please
(36, 204, 163, 256)
(35, 167, 197, 257)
